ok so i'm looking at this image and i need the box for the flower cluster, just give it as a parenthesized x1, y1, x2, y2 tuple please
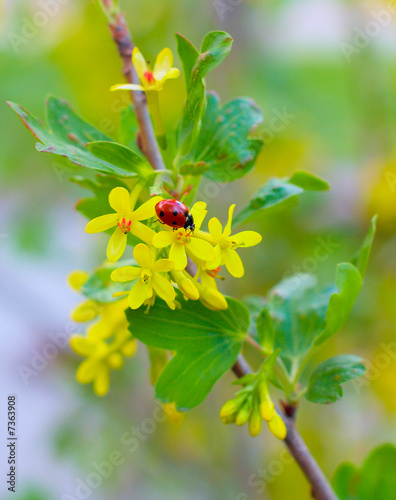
(85, 183, 262, 312)
(68, 271, 137, 396)
(219, 359, 287, 440)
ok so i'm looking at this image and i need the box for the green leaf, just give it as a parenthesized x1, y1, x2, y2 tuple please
(305, 354, 366, 404)
(86, 141, 152, 177)
(333, 444, 396, 500)
(117, 104, 140, 152)
(147, 347, 168, 385)
(7, 97, 143, 177)
(71, 175, 128, 221)
(256, 307, 275, 352)
(350, 215, 377, 279)
(175, 33, 200, 88)
(288, 170, 330, 191)
(266, 274, 331, 365)
(178, 31, 233, 156)
(234, 172, 328, 226)
(314, 263, 362, 346)
(81, 261, 135, 303)
(125, 296, 249, 410)
(180, 92, 264, 182)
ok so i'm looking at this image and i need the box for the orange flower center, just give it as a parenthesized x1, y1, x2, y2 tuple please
(176, 231, 191, 245)
(144, 71, 155, 84)
(206, 267, 221, 278)
(118, 218, 132, 234)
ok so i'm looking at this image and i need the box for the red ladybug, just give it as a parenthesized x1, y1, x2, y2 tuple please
(155, 199, 195, 231)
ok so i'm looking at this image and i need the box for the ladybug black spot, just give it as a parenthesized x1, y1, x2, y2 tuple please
(159, 211, 165, 218)
(173, 210, 178, 216)
(172, 221, 177, 225)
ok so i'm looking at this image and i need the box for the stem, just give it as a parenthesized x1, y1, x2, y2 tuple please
(232, 355, 338, 500)
(107, 12, 166, 171)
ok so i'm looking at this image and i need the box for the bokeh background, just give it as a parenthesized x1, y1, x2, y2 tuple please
(1, 0, 396, 499)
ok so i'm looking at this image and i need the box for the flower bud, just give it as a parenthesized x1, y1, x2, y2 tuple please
(268, 411, 287, 440)
(220, 398, 240, 418)
(121, 339, 138, 357)
(71, 300, 100, 323)
(249, 408, 262, 437)
(68, 270, 89, 291)
(108, 352, 124, 370)
(258, 382, 275, 421)
(236, 403, 251, 426)
(163, 403, 184, 425)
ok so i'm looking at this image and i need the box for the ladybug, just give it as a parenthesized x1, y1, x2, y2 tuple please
(155, 199, 195, 232)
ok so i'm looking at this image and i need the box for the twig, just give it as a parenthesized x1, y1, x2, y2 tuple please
(107, 13, 166, 171)
(232, 355, 338, 500)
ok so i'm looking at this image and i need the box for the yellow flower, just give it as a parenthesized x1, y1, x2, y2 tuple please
(201, 204, 262, 278)
(85, 185, 162, 263)
(196, 267, 228, 310)
(171, 271, 200, 301)
(111, 47, 180, 93)
(111, 243, 175, 310)
(152, 202, 215, 271)
(70, 329, 137, 397)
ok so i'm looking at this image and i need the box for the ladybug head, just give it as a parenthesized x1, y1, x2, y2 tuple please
(183, 213, 195, 232)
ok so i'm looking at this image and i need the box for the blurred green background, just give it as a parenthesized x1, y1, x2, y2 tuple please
(1, 0, 396, 499)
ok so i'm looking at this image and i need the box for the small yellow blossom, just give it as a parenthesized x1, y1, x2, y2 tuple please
(200, 204, 262, 278)
(85, 185, 162, 263)
(70, 329, 137, 396)
(111, 47, 180, 93)
(152, 202, 215, 270)
(111, 243, 175, 310)
(171, 271, 200, 301)
(196, 268, 228, 310)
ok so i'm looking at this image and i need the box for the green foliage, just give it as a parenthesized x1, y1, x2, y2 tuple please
(7, 97, 142, 177)
(180, 92, 264, 182)
(126, 296, 249, 410)
(80, 261, 134, 303)
(251, 217, 376, 370)
(175, 33, 200, 88)
(256, 307, 275, 353)
(305, 355, 366, 404)
(177, 31, 233, 156)
(233, 171, 329, 226)
(71, 175, 128, 220)
(117, 104, 140, 152)
(333, 444, 396, 500)
(350, 215, 377, 278)
(86, 141, 152, 177)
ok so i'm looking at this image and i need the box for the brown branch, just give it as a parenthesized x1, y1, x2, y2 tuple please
(232, 355, 338, 500)
(108, 13, 166, 171)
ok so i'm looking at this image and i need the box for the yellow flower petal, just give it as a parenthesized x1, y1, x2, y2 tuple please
(71, 300, 100, 322)
(132, 196, 162, 221)
(111, 83, 145, 92)
(224, 204, 236, 237)
(130, 221, 156, 244)
(109, 187, 131, 213)
(153, 48, 173, 80)
(191, 201, 207, 230)
(169, 242, 187, 270)
(111, 266, 141, 282)
(85, 213, 119, 233)
(108, 352, 124, 370)
(233, 231, 262, 248)
(206, 244, 222, 270)
(208, 217, 223, 240)
(94, 364, 110, 396)
(107, 227, 127, 263)
(153, 259, 174, 273)
(187, 238, 216, 262)
(151, 273, 176, 303)
(268, 412, 287, 440)
(223, 248, 244, 278)
(152, 230, 174, 248)
(76, 358, 98, 384)
(128, 279, 149, 309)
(160, 68, 180, 85)
(133, 243, 153, 269)
(68, 270, 89, 291)
(132, 47, 148, 82)
(70, 335, 96, 356)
